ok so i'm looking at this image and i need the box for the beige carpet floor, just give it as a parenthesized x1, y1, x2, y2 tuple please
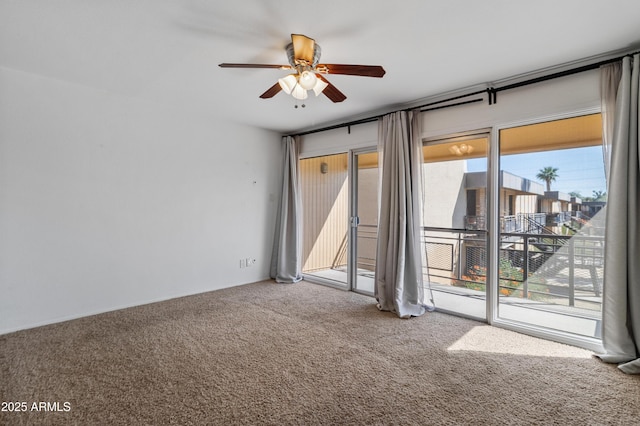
(1, 280, 639, 425)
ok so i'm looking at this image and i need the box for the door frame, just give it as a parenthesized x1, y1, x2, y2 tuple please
(349, 147, 379, 295)
(298, 147, 378, 294)
(423, 129, 493, 321)
(488, 107, 604, 352)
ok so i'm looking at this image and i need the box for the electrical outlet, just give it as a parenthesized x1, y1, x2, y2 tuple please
(241, 258, 257, 268)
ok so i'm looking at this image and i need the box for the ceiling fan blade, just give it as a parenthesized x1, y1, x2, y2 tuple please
(318, 64, 386, 78)
(219, 63, 291, 70)
(259, 82, 282, 99)
(317, 75, 346, 103)
(291, 34, 315, 63)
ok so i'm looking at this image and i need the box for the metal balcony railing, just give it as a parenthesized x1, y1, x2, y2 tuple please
(467, 212, 583, 235)
(421, 226, 604, 310)
(356, 224, 377, 272)
(323, 222, 604, 311)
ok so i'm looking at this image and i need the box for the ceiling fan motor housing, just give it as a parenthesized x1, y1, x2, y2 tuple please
(286, 42, 322, 70)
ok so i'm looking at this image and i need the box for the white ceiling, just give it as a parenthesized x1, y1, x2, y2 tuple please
(2, 0, 640, 135)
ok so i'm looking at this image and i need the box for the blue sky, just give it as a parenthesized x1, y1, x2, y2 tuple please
(466, 145, 607, 198)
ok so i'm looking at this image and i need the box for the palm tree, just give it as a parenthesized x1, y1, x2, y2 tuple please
(536, 167, 559, 192)
(569, 191, 582, 199)
(592, 190, 607, 201)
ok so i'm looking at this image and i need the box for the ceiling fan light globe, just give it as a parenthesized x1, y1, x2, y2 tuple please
(291, 84, 308, 100)
(278, 74, 297, 94)
(312, 79, 329, 96)
(298, 70, 318, 90)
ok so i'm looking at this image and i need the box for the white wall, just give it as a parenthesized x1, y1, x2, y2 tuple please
(423, 160, 467, 228)
(0, 67, 282, 334)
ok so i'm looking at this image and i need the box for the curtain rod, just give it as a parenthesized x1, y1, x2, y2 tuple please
(491, 51, 639, 101)
(293, 50, 638, 138)
(295, 92, 488, 137)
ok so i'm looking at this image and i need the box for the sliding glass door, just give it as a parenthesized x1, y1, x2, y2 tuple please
(350, 150, 379, 295)
(495, 114, 605, 342)
(300, 153, 350, 288)
(300, 113, 604, 349)
(300, 149, 379, 294)
(422, 133, 489, 320)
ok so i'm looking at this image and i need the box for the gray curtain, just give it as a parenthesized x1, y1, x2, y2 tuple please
(375, 110, 433, 317)
(597, 55, 640, 374)
(601, 61, 622, 181)
(270, 136, 303, 283)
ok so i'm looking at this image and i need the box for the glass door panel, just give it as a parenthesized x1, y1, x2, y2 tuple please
(351, 151, 379, 295)
(496, 114, 605, 340)
(422, 134, 489, 320)
(300, 153, 350, 288)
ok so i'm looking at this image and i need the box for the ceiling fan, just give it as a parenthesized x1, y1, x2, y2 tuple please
(219, 34, 386, 103)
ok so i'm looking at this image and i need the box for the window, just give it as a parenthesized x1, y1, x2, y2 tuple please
(422, 133, 490, 319)
(495, 113, 605, 344)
